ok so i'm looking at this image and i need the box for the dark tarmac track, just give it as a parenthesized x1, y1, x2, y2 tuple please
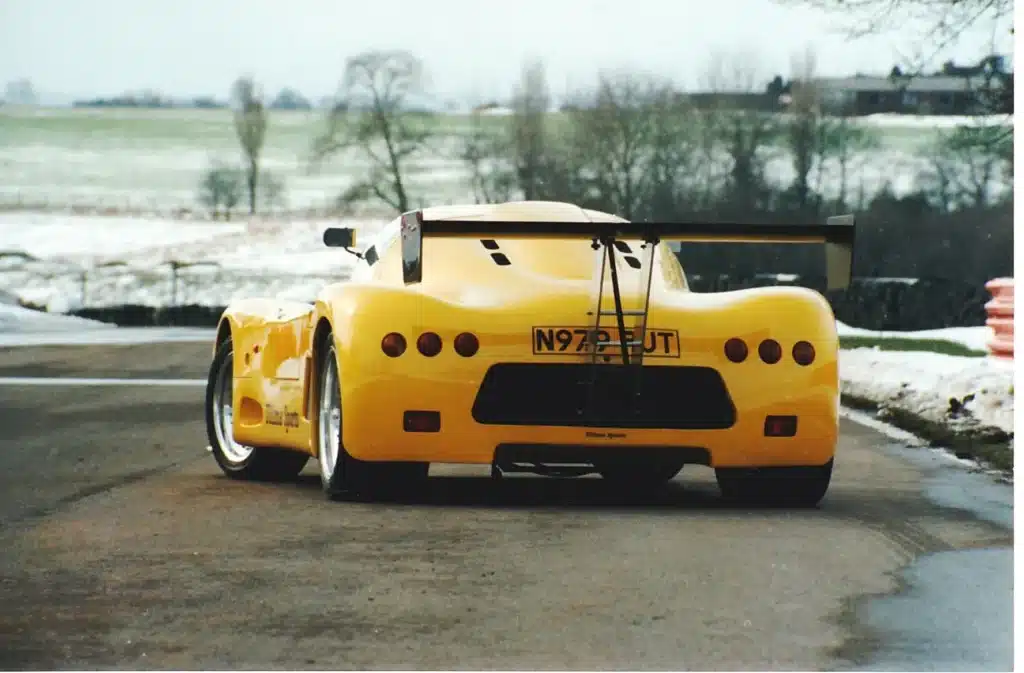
(0, 341, 1013, 670)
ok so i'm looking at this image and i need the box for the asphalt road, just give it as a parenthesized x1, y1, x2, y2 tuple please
(0, 342, 1014, 670)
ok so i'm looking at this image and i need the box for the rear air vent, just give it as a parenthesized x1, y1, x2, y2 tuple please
(491, 252, 511, 266)
(623, 255, 642, 269)
(480, 239, 500, 250)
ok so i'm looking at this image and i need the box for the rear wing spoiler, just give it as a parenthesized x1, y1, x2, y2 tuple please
(398, 210, 856, 290)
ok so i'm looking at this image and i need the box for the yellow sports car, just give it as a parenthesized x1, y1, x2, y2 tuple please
(205, 200, 855, 506)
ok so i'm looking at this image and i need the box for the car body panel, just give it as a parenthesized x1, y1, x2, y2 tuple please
(213, 201, 844, 469)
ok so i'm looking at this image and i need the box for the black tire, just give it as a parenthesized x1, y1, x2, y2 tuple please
(596, 458, 685, 487)
(315, 332, 429, 501)
(715, 459, 833, 507)
(205, 338, 310, 481)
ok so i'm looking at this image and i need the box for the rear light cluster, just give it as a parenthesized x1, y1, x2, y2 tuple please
(381, 331, 479, 358)
(723, 338, 816, 366)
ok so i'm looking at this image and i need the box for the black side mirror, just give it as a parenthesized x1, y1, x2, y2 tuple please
(323, 227, 356, 248)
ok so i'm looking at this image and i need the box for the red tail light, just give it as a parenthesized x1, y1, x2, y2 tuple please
(381, 332, 406, 357)
(417, 332, 442, 357)
(792, 341, 815, 366)
(403, 410, 441, 433)
(724, 338, 748, 363)
(764, 415, 797, 437)
(758, 339, 782, 364)
(454, 332, 479, 357)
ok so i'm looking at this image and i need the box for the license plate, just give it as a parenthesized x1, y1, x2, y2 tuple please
(532, 326, 680, 358)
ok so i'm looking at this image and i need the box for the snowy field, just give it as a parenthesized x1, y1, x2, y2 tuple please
(0, 212, 388, 310)
(0, 107, 1012, 215)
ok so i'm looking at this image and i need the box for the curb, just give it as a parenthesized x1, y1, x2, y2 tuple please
(841, 392, 1013, 474)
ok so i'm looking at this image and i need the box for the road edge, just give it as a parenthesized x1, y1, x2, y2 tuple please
(840, 393, 1013, 476)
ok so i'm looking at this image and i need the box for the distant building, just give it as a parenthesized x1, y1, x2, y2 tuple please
(811, 54, 1011, 116)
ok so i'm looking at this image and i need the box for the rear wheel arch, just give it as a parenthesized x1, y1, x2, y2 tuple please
(312, 317, 334, 358)
(215, 317, 232, 350)
(307, 318, 335, 433)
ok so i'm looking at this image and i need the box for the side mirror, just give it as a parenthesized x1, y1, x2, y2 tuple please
(323, 227, 356, 248)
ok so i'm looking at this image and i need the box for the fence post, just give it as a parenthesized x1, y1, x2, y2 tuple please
(984, 277, 1014, 360)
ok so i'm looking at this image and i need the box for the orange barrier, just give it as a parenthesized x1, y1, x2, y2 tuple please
(984, 278, 1014, 359)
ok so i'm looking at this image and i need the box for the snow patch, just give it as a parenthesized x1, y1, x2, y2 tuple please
(0, 212, 246, 263)
(857, 113, 1013, 130)
(0, 303, 112, 333)
(840, 348, 1014, 436)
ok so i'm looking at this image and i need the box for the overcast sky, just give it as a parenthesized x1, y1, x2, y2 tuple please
(1, 0, 1014, 102)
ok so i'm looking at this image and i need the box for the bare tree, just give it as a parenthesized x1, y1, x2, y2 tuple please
(231, 77, 268, 215)
(778, 0, 1013, 123)
(563, 72, 691, 220)
(459, 112, 515, 204)
(311, 50, 434, 214)
(198, 162, 243, 220)
(816, 111, 879, 209)
(924, 122, 1012, 210)
(785, 46, 822, 211)
(777, 0, 1012, 68)
(640, 89, 703, 219)
(510, 60, 552, 200)
(701, 50, 780, 212)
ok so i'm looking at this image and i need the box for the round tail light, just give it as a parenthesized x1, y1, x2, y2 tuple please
(758, 339, 782, 364)
(792, 340, 815, 366)
(724, 338, 748, 363)
(381, 332, 406, 357)
(454, 332, 479, 357)
(416, 332, 442, 357)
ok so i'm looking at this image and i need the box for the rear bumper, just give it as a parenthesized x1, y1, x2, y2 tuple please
(341, 359, 839, 469)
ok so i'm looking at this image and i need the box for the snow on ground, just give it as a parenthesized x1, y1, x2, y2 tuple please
(0, 325, 213, 347)
(0, 302, 112, 333)
(841, 348, 1014, 436)
(0, 213, 389, 309)
(857, 113, 1012, 130)
(0, 213, 246, 263)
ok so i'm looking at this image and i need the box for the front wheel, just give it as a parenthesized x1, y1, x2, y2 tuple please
(315, 333, 428, 500)
(206, 338, 309, 481)
(715, 459, 833, 507)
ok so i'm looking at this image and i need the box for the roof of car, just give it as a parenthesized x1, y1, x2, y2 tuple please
(421, 201, 628, 224)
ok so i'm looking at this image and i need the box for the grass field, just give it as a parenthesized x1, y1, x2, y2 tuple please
(839, 335, 987, 357)
(0, 106, 1012, 216)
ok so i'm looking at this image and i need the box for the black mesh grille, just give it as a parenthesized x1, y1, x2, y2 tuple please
(471, 363, 736, 430)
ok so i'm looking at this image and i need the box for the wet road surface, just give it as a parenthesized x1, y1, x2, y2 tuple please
(0, 342, 1013, 670)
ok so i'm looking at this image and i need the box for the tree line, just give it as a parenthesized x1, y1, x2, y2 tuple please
(204, 46, 1009, 285)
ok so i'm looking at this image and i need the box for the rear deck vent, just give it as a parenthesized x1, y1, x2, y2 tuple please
(490, 252, 511, 266)
(480, 239, 500, 250)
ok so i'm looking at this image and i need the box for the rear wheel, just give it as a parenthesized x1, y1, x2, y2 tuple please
(315, 332, 428, 500)
(206, 338, 309, 481)
(596, 459, 685, 487)
(715, 459, 833, 507)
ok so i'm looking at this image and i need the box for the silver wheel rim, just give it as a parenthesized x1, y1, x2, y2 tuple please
(318, 350, 341, 482)
(212, 352, 254, 463)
